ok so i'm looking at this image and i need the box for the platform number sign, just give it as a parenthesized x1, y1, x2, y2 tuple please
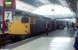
(5, 11, 12, 21)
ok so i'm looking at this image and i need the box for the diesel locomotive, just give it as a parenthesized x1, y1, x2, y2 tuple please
(7, 12, 57, 36)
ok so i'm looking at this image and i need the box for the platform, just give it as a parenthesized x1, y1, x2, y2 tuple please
(1, 28, 75, 50)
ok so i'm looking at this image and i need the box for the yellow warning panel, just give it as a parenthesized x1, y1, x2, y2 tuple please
(8, 20, 30, 35)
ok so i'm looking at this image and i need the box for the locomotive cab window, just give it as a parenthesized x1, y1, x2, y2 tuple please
(21, 16, 29, 23)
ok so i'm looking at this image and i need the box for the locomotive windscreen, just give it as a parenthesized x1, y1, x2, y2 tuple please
(21, 16, 29, 23)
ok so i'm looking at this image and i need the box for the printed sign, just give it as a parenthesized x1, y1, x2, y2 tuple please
(5, 11, 12, 21)
(5, 0, 11, 7)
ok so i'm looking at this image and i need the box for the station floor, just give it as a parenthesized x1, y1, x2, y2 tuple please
(1, 27, 75, 50)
